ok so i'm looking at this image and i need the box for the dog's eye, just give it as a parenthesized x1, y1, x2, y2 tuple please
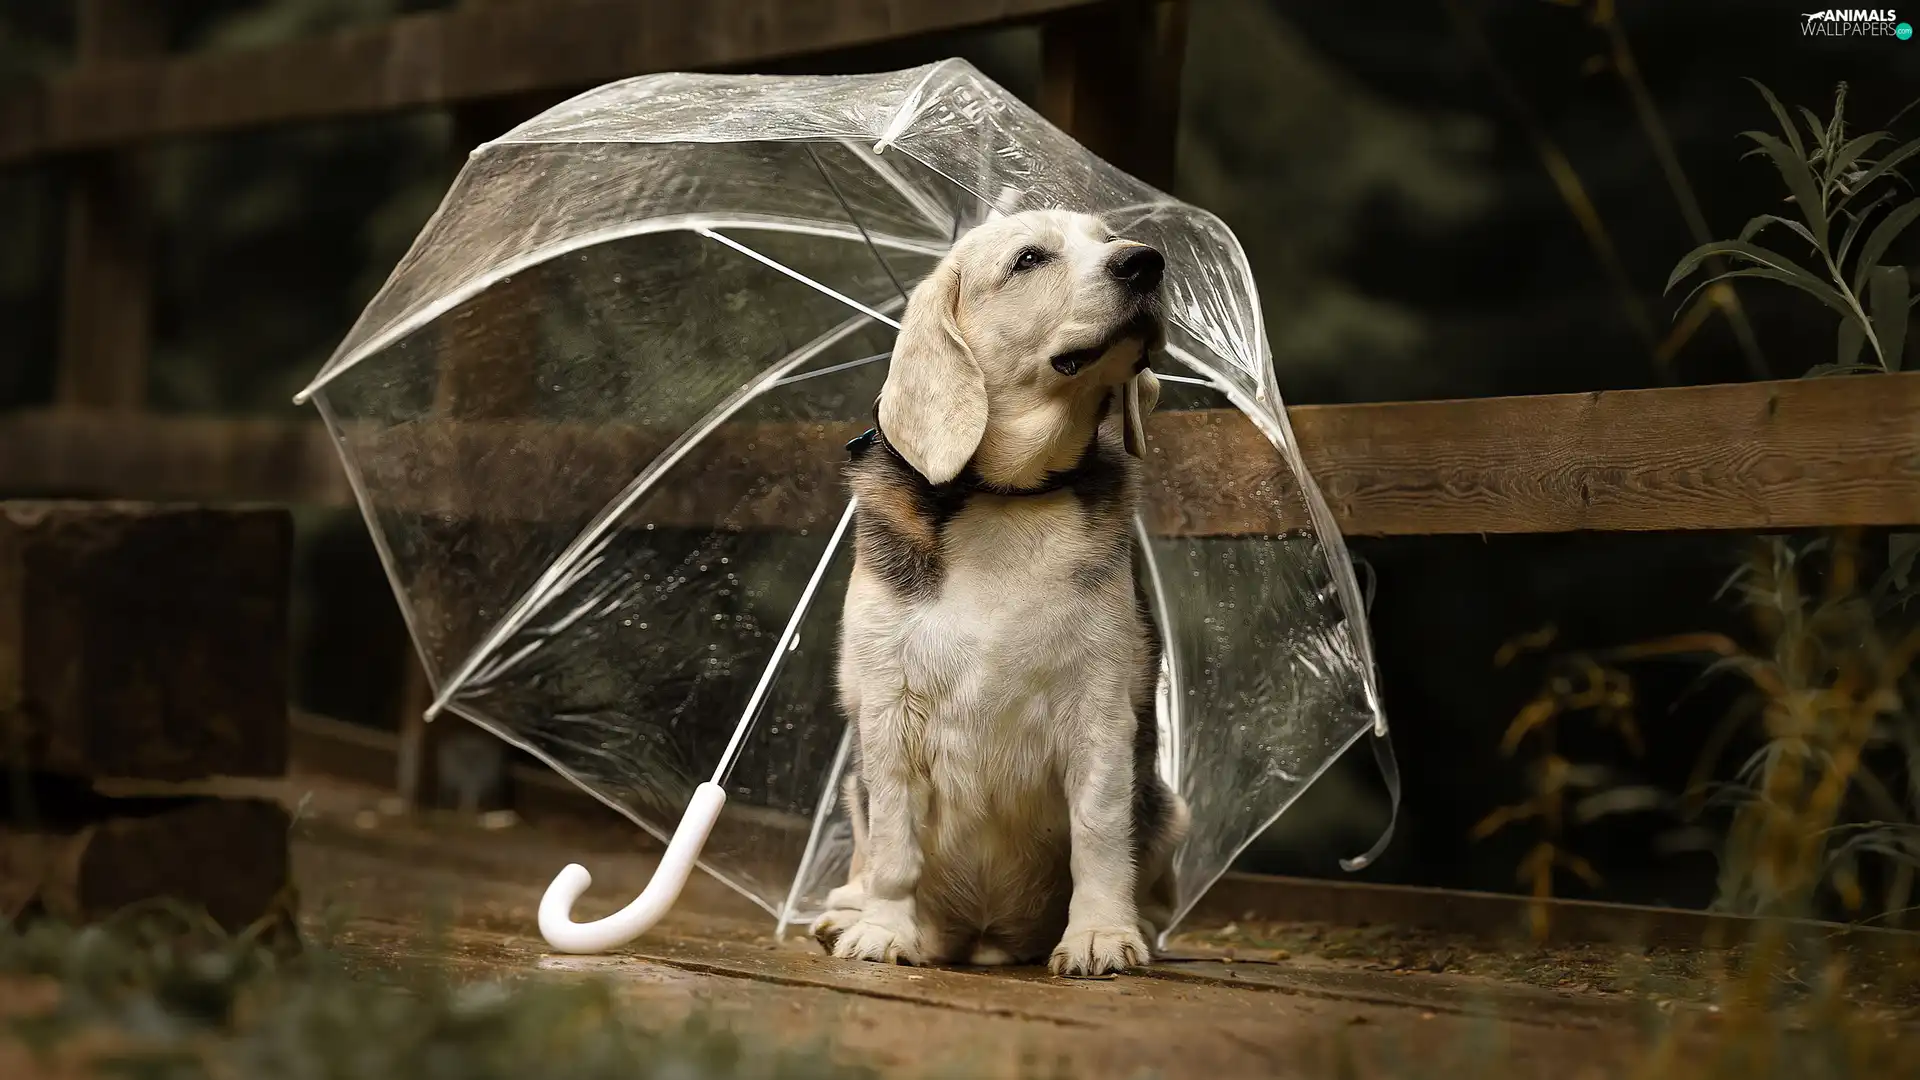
(1010, 247, 1051, 273)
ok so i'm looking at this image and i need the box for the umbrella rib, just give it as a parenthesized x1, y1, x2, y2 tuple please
(767, 350, 892, 388)
(805, 143, 912, 309)
(1134, 513, 1184, 789)
(421, 298, 903, 725)
(709, 497, 860, 788)
(696, 227, 903, 331)
(775, 723, 856, 938)
(833, 136, 954, 235)
(296, 214, 939, 401)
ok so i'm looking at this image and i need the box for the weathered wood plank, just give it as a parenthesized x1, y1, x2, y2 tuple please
(0, 796, 290, 929)
(1039, 0, 1188, 190)
(54, 0, 163, 410)
(0, 0, 1102, 163)
(1184, 871, 1919, 953)
(1291, 374, 1920, 535)
(0, 409, 349, 504)
(5, 373, 1919, 535)
(280, 714, 1920, 959)
(0, 409, 1309, 533)
(0, 502, 292, 781)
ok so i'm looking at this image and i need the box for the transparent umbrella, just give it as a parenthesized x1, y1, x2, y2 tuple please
(294, 58, 1399, 956)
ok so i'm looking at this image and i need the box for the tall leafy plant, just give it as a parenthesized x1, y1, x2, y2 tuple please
(1667, 81, 1918, 375)
(1654, 84, 1920, 925)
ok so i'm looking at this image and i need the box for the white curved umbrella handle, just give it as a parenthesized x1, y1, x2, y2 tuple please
(538, 782, 727, 954)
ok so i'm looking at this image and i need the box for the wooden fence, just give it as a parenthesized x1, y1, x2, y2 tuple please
(2, 0, 1917, 807)
(7, 375, 1920, 536)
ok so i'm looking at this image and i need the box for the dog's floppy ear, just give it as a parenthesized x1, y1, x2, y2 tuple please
(878, 262, 985, 485)
(1121, 365, 1161, 459)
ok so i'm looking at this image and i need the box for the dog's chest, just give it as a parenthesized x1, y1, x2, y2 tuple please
(897, 495, 1111, 689)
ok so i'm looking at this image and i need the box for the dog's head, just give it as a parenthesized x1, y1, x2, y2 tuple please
(877, 209, 1165, 487)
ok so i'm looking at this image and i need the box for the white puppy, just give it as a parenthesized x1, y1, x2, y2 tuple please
(812, 209, 1189, 976)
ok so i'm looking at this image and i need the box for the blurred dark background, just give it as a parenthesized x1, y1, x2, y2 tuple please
(2, 0, 1916, 913)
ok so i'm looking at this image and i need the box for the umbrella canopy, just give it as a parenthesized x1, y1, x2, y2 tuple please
(296, 58, 1396, 952)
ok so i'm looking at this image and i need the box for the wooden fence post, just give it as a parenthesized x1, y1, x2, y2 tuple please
(1039, 0, 1189, 190)
(394, 71, 575, 812)
(56, 0, 163, 410)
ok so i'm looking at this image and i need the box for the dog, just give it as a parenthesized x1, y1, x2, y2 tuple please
(810, 209, 1190, 977)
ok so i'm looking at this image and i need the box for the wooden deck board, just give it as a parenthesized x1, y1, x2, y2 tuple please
(271, 772, 1891, 1079)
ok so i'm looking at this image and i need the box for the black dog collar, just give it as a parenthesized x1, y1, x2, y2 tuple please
(847, 420, 1096, 498)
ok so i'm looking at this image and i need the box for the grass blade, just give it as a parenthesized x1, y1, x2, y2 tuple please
(1666, 238, 1814, 290)
(1837, 315, 1867, 370)
(1800, 104, 1832, 159)
(1848, 135, 1920, 196)
(1743, 130, 1831, 249)
(1852, 198, 1920, 296)
(1739, 213, 1817, 248)
(1666, 238, 1850, 310)
(1829, 131, 1890, 191)
(1673, 268, 1865, 356)
(1835, 189, 1895, 265)
(1746, 77, 1806, 160)
(1868, 264, 1910, 370)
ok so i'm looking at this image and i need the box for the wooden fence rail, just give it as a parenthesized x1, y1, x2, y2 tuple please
(6, 373, 1918, 536)
(0, 0, 1132, 164)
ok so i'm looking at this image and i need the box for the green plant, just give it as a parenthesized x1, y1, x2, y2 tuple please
(1672, 535, 1920, 924)
(1472, 625, 1649, 939)
(1666, 81, 1920, 376)
(1477, 528, 1920, 926)
(1653, 80, 1920, 921)
(2, 904, 872, 1080)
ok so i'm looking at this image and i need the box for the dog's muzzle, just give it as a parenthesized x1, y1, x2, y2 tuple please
(1051, 243, 1166, 377)
(1050, 307, 1165, 377)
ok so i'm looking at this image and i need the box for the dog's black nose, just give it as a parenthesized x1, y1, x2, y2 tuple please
(1109, 245, 1164, 294)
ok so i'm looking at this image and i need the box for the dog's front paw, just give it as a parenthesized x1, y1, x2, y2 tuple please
(1049, 924, 1149, 977)
(830, 899, 923, 965)
(810, 881, 869, 953)
(810, 907, 861, 954)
